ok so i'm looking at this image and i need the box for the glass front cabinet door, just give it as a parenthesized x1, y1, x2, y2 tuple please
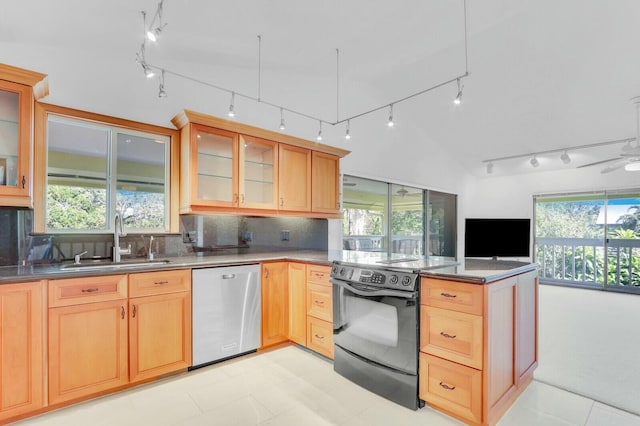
(0, 64, 48, 207)
(239, 135, 278, 210)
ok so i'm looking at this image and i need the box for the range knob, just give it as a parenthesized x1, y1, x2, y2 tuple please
(389, 275, 399, 285)
(340, 267, 347, 276)
(332, 266, 339, 274)
(401, 276, 412, 286)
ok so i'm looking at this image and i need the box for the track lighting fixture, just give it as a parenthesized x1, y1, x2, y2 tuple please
(279, 108, 286, 130)
(387, 105, 395, 127)
(144, 1, 167, 43)
(158, 70, 167, 98)
(228, 92, 235, 118)
(143, 63, 155, 78)
(486, 162, 493, 174)
(453, 78, 464, 105)
(136, 43, 155, 78)
(345, 120, 351, 140)
(530, 156, 540, 168)
(316, 121, 323, 141)
(560, 151, 571, 164)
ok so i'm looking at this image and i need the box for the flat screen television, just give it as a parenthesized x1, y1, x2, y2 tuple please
(464, 218, 531, 258)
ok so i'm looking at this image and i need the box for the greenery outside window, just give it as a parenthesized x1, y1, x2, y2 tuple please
(34, 104, 177, 234)
(534, 190, 640, 293)
(342, 175, 457, 258)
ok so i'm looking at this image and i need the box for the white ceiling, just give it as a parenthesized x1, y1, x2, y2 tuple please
(2, 0, 640, 177)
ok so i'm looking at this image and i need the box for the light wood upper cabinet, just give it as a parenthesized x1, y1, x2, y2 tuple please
(239, 135, 279, 210)
(311, 151, 340, 214)
(0, 64, 48, 207)
(279, 144, 311, 212)
(172, 110, 349, 217)
(0, 281, 45, 423)
(261, 262, 289, 347)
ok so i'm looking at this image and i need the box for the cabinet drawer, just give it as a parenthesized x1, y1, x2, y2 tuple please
(306, 282, 332, 322)
(307, 316, 334, 359)
(420, 306, 483, 369)
(129, 269, 191, 298)
(419, 353, 482, 424)
(307, 264, 331, 286)
(421, 278, 483, 315)
(49, 275, 127, 307)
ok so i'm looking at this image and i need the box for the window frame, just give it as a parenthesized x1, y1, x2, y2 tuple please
(34, 102, 180, 234)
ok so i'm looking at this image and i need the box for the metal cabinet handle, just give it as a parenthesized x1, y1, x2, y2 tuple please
(314, 334, 324, 340)
(265, 268, 269, 278)
(280, 197, 284, 207)
(22, 176, 26, 188)
(439, 382, 455, 391)
(440, 332, 457, 339)
(222, 274, 236, 280)
(240, 194, 245, 203)
(154, 280, 168, 285)
(81, 288, 99, 293)
(233, 193, 239, 203)
(440, 292, 457, 298)
(314, 300, 324, 306)
(132, 305, 137, 318)
(121, 306, 125, 319)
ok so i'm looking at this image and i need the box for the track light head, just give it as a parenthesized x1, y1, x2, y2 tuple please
(279, 108, 286, 130)
(345, 120, 351, 140)
(142, 62, 155, 78)
(560, 151, 571, 164)
(530, 157, 540, 168)
(228, 92, 236, 118)
(453, 78, 463, 105)
(158, 70, 167, 98)
(387, 105, 394, 127)
(316, 121, 323, 141)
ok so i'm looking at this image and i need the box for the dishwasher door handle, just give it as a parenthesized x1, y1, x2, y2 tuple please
(222, 274, 236, 279)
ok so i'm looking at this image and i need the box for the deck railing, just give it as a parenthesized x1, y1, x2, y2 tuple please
(535, 237, 640, 289)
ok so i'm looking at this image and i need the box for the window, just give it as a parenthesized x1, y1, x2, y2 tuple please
(534, 190, 640, 293)
(342, 175, 456, 258)
(36, 105, 176, 234)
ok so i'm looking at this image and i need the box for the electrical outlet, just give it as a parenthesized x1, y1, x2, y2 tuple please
(280, 230, 290, 241)
(183, 230, 196, 243)
(242, 231, 253, 242)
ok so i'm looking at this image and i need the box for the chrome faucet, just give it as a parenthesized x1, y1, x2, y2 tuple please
(113, 213, 131, 263)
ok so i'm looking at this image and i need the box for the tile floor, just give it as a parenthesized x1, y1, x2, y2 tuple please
(11, 345, 640, 426)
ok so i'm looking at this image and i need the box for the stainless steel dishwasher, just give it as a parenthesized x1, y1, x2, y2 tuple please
(191, 264, 261, 368)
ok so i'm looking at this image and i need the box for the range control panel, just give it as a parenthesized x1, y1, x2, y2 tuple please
(331, 263, 419, 291)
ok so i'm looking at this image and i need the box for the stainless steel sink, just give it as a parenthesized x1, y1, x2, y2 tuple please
(61, 259, 171, 271)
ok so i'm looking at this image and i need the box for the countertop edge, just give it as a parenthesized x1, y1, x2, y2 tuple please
(421, 263, 538, 284)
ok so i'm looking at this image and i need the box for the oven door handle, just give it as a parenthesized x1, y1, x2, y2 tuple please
(331, 279, 417, 299)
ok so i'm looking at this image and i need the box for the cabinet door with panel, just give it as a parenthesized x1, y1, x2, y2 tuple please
(239, 135, 279, 210)
(311, 151, 340, 214)
(261, 262, 289, 347)
(0, 281, 44, 422)
(0, 64, 48, 207)
(189, 124, 239, 208)
(129, 270, 192, 383)
(288, 263, 306, 345)
(48, 275, 128, 405)
(278, 144, 311, 211)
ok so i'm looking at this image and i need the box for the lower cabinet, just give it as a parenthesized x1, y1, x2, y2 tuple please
(288, 263, 307, 345)
(261, 262, 289, 347)
(0, 281, 45, 423)
(419, 271, 538, 426)
(305, 264, 333, 359)
(48, 270, 192, 405)
(128, 270, 192, 383)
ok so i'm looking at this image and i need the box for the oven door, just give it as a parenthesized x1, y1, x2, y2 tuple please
(332, 278, 419, 375)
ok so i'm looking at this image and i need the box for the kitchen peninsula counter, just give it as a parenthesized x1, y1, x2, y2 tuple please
(420, 258, 537, 284)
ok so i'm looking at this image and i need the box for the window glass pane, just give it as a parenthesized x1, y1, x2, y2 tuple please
(391, 184, 423, 255)
(46, 117, 109, 231)
(535, 194, 605, 238)
(604, 192, 640, 289)
(342, 176, 387, 251)
(428, 191, 457, 257)
(116, 132, 167, 230)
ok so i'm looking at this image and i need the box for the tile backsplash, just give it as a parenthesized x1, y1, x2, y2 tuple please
(0, 208, 328, 267)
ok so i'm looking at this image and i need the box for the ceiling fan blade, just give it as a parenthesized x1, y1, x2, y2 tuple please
(577, 158, 620, 168)
(601, 161, 627, 174)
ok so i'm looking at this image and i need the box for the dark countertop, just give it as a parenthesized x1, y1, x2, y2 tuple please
(421, 258, 537, 284)
(0, 251, 536, 285)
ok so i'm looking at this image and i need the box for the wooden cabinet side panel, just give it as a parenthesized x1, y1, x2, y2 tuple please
(288, 263, 307, 345)
(0, 281, 44, 420)
(261, 262, 289, 347)
(516, 271, 538, 383)
(484, 278, 517, 414)
(311, 151, 339, 213)
(48, 300, 129, 405)
(129, 292, 192, 383)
